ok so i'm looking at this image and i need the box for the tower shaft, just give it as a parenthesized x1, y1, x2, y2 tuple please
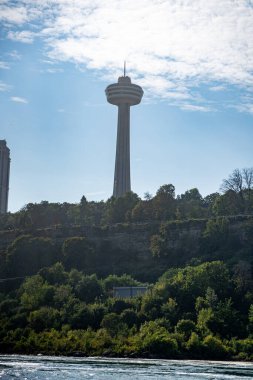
(0, 140, 10, 214)
(114, 103, 131, 197)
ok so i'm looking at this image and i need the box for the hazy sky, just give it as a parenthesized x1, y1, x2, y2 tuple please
(0, 0, 253, 212)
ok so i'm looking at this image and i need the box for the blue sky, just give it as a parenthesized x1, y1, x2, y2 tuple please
(0, 0, 253, 212)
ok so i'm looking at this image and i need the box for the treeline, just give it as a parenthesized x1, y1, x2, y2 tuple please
(0, 261, 252, 360)
(1, 168, 253, 230)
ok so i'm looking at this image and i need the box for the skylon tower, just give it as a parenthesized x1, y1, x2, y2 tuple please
(105, 67, 143, 198)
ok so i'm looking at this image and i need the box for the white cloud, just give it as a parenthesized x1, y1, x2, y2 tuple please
(10, 96, 28, 104)
(7, 30, 34, 43)
(231, 102, 253, 115)
(2, 0, 253, 110)
(0, 80, 11, 91)
(0, 61, 9, 69)
(46, 68, 63, 73)
(209, 86, 226, 92)
(181, 104, 213, 112)
(0, 5, 28, 24)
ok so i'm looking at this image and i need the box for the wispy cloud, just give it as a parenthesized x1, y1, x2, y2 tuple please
(209, 85, 226, 92)
(181, 104, 213, 112)
(1, 0, 253, 111)
(10, 96, 28, 104)
(230, 102, 253, 115)
(0, 80, 11, 92)
(46, 68, 63, 73)
(7, 30, 34, 43)
(0, 61, 9, 69)
(7, 50, 21, 60)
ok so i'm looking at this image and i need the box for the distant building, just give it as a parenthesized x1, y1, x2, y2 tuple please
(0, 140, 10, 214)
(105, 69, 143, 198)
(113, 286, 148, 298)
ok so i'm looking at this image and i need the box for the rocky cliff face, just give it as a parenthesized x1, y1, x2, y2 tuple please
(1, 215, 251, 258)
(0, 222, 159, 260)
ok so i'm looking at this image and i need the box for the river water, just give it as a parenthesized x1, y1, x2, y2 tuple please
(0, 355, 252, 379)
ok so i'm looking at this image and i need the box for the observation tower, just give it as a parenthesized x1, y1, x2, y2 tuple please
(105, 66, 143, 198)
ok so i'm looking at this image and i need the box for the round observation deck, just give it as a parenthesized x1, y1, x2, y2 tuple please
(105, 76, 143, 106)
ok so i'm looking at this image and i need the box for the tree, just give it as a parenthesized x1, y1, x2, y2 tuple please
(101, 313, 127, 337)
(156, 184, 175, 198)
(62, 237, 96, 271)
(75, 274, 104, 303)
(180, 188, 202, 202)
(213, 190, 244, 216)
(220, 168, 253, 213)
(138, 320, 178, 357)
(153, 184, 176, 220)
(203, 335, 228, 359)
(20, 275, 54, 310)
(221, 169, 243, 194)
(39, 262, 68, 285)
(175, 319, 196, 339)
(105, 192, 140, 224)
(29, 307, 61, 331)
(6, 236, 57, 277)
(177, 188, 205, 219)
(79, 196, 89, 225)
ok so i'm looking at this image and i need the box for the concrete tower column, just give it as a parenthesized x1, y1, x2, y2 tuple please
(106, 75, 143, 198)
(0, 140, 10, 214)
(114, 103, 130, 197)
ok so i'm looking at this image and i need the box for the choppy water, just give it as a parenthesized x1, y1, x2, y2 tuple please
(0, 355, 252, 379)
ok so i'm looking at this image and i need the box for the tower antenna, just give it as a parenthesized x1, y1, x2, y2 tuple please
(124, 61, 126, 77)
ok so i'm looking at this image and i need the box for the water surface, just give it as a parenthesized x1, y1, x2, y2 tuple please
(0, 355, 252, 379)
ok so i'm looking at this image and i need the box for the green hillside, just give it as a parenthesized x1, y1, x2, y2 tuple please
(0, 174, 253, 359)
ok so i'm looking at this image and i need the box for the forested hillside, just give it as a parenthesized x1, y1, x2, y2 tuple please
(0, 168, 252, 359)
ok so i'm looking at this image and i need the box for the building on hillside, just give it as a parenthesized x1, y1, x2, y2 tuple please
(113, 286, 148, 298)
(0, 140, 10, 213)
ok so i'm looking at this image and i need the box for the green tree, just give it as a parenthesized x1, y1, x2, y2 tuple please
(20, 275, 54, 310)
(62, 237, 96, 271)
(101, 313, 127, 337)
(152, 184, 176, 220)
(175, 319, 196, 339)
(75, 274, 104, 303)
(39, 262, 68, 285)
(6, 236, 57, 277)
(105, 192, 140, 224)
(138, 320, 178, 357)
(29, 307, 61, 331)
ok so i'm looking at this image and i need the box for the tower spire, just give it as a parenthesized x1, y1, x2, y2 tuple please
(124, 61, 126, 77)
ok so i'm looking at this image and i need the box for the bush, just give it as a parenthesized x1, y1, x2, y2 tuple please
(203, 335, 228, 359)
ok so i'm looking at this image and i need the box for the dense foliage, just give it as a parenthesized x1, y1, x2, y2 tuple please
(0, 261, 252, 360)
(0, 168, 253, 359)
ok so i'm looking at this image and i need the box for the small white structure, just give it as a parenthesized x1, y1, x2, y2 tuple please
(113, 286, 148, 298)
